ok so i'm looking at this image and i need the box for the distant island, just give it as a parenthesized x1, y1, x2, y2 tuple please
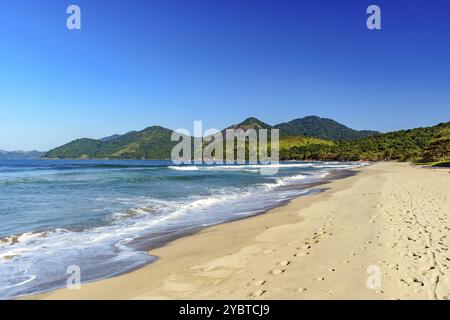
(0, 150, 44, 160)
(43, 115, 450, 166)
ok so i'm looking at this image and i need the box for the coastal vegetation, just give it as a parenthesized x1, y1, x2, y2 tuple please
(43, 116, 450, 165)
(280, 121, 450, 163)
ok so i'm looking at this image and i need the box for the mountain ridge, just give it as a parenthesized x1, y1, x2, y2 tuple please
(42, 116, 449, 163)
(45, 116, 377, 160)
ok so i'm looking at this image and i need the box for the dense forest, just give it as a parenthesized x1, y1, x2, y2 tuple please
(280, 121, 450, 164)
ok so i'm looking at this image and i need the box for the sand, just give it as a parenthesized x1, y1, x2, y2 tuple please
(28, 162, 450, 300)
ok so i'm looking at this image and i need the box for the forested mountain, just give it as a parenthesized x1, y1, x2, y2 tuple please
(274, 116, 380, 140)
(43, 117, 450, 164)
(226, 117, 273, 131)
(44, 126, 177, 159)
(44, 116, 374, 160)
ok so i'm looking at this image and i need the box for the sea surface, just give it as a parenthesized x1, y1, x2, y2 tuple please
(0, 159, 364, 299)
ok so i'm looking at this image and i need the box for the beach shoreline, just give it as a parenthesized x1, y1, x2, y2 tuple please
(2, 160, 360, 300)
(26, 162, 450, 300)
(126, 167, 358, 253)
(18, 165, 358, 299)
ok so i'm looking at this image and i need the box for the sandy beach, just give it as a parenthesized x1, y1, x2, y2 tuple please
(29, 162, 450, 300)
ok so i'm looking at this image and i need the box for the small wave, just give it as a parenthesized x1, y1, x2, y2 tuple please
(167, 162, 363, 172)
(168, 166, 199, 171)
(167, 163, 315, 172)
(280, 173, 308, 182)
(108, 207, 155, 220)
(3, 274, 37, 290)
(0, 231, 50, 247)
(263, 174, 307, 189)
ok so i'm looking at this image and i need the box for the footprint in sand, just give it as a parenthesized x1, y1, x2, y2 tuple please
(254, 280, 266, 286)
(294, 251, 310, 257)
(250, 290, 266, 297)
(315, 277, 325, 281)
(271, 269, 285, 275)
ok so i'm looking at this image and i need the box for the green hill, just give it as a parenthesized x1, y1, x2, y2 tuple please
(275, 116, 380, 140)
(226, 117, 273, 131)
(226, 116, 379, 141)
(280, 121, 450, 162)
(44, 126, 177, 160)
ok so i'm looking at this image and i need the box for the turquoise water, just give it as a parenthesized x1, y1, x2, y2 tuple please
(0, 159, 362, 299)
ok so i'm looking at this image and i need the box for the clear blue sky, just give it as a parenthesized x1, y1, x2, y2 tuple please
(1, 0, 449, 151)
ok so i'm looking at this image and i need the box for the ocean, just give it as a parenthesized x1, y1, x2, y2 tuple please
(0, 159, 363, 299)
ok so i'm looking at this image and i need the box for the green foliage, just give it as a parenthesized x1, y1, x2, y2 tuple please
(226, 117, 272, 131)
(279, 121, 450, 162)
(44, 126, 178, 160)
(275, 116, 380, 140)
(44, 138, 101, 159)
(422, 128, 450, 162)
(279, 136, 335, 149)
